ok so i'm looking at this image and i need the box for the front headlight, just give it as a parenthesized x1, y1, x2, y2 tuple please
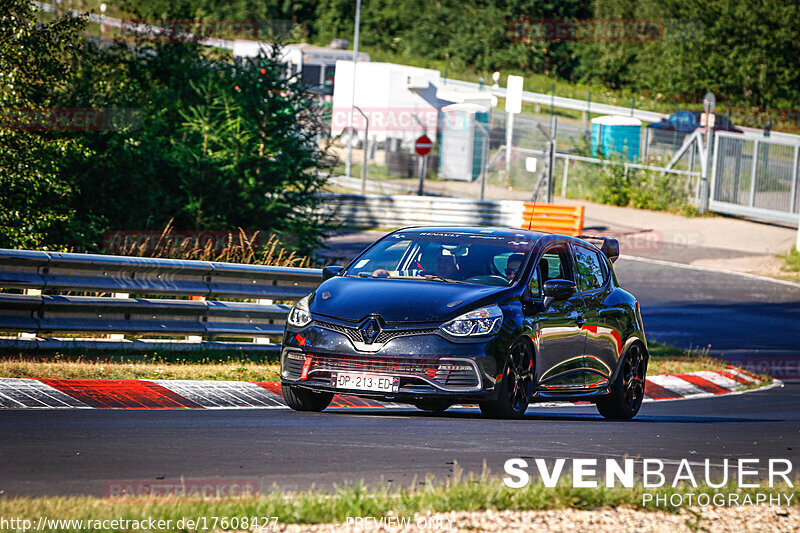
(287, 295, 312, 327)
(440, 304, 503, 337)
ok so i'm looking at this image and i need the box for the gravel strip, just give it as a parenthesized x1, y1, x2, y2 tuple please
(269, 506, 799, 533)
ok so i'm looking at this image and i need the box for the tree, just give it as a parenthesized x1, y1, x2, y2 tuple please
(61, 37, 333, 254)
(0, 1, 89, 249)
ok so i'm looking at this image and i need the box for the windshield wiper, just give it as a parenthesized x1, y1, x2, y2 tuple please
(423, 275, 466, 284)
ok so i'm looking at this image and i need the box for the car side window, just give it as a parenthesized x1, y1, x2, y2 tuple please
(572, 245, 607, 292)
(529, 244, 572, 297)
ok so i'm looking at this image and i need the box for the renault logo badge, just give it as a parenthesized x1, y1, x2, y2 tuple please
(359, 318, 382, 344)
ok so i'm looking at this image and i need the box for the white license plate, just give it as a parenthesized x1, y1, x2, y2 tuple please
(331, 372, 399, 393)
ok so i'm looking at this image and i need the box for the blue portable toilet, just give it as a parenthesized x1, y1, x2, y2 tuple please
(591, 115, 641, 161)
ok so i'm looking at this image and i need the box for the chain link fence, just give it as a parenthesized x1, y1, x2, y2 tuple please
(710, 132, 800, 224)
(327, 108, 799, 226)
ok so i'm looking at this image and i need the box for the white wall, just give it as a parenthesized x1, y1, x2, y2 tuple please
(331, 61, 444, 144)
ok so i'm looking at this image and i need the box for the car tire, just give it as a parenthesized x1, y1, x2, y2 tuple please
(282, 384, 334, 412)
(415, 400, 451, 413)
(596, 343, 647, 420)
(479, 339, 534, 419)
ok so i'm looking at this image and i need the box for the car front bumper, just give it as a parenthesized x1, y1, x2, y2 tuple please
(280, 320, 503, 404)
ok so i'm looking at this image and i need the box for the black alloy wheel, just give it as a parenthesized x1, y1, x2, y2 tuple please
(596, 343, 647, 420)
(480, 339, 534, 419)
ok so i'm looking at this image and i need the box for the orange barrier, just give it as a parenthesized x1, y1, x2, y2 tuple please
(521, 203, 585, 236)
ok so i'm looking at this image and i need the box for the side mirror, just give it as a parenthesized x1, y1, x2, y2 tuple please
(322, 265, 344, 281)
(542, 279, 576, 309)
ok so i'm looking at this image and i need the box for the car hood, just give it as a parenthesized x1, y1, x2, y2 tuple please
(309, 276, 508, 324)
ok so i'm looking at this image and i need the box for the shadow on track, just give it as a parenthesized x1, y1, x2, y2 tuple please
(324, 408, 778, 424)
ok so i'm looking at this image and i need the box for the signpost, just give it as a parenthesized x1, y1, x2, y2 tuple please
(415, 135, 432, 195)
(700, 91, 716, 213)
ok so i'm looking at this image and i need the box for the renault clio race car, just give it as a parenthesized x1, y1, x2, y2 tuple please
(280, 227, 648, 419)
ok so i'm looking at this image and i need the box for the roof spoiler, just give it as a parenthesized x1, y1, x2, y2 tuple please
(578, 235, 620, 263)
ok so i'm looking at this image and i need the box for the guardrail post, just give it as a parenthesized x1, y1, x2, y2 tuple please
(186, 295, 205, 342)
(108, 293, 129, 341)
(18, 289, 40, 340)
(255, 299, 273, 344)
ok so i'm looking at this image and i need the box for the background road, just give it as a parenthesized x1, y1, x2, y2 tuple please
(2, 252, 799, 497)
(616, 256, 800, 377)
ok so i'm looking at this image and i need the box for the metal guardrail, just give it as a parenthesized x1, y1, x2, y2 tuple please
(442, 79, 665, 124)
(0, 249, 323, 352)
(444, 79, 800, 144)
(317, 193, 525, 229)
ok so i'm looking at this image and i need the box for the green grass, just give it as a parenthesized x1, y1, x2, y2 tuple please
(0, 471, 797, 532)
(781, 246, 800, 273)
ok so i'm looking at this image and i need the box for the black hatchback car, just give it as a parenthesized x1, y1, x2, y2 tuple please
(280, 227, 648, 419)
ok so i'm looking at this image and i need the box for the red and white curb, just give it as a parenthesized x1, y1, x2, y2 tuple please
(0, 367, 777, 410)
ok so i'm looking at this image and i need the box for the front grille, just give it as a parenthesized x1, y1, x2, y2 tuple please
(315, 321, 439, 346)
(306, 354, 480, 390)
(311, 354, 438, 374)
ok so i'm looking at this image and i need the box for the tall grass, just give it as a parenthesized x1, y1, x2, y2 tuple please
(118, 220, 310, 267)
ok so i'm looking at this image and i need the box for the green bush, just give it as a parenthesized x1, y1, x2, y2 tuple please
(1, 1, 333, 255)
(593, 164, 631, 206)
(564, 139, 692, 212)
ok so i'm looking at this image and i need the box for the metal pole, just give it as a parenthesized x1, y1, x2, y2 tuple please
(790, 145, 799, 214)
(344, 0, 361, 178)
(749, 139, 759, 207)
(535, 122, 554, 204)
(793, 147, 800, 251)
(353, 106, 369, 194)
(547, 140, 554, 203)
(797, 213, 800, 252)
(699, 128, 713, 213)
(475, 122, 489, 201)
(505, 112, 514, 184)
(417, 155, 425, 196)
(561, 155, 569, 197)
(585, 91, 591, 128)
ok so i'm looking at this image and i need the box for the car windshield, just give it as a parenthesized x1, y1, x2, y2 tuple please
(343, 230, 534, 286)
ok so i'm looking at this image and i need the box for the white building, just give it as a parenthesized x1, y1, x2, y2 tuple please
(331, 61, 446, 144)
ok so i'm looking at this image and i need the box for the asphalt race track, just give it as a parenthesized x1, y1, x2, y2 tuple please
(1, 257, 800, 497)
(616, 257, 800, 376)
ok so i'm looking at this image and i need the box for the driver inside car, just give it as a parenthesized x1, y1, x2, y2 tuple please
(504, 253, 525, 283)
(433, 251, 460, 279)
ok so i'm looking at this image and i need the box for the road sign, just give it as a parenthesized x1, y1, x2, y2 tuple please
(506, 75, 523, 114)
(415, 135, 432, 156)
(700, 113, 716, 128)
(703, 92, 716, 114)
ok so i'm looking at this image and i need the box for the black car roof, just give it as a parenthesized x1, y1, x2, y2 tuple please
(394, 226, 547, 239)
(392, 226, 596, 248)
